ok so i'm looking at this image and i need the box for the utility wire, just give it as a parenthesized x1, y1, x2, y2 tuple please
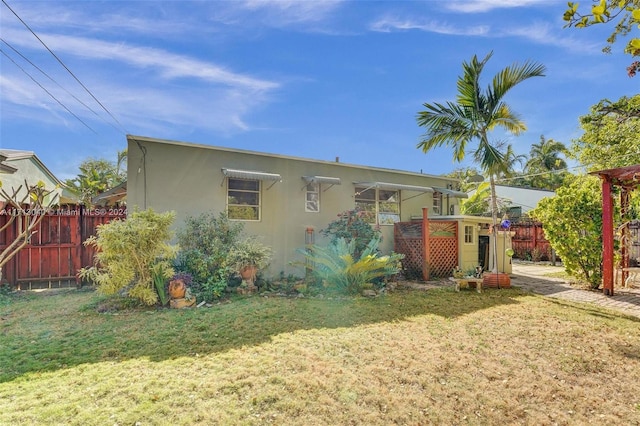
(1, 0, 128, 134)
(1, 48, 97, 134)
(0, 37, 123, 134)
(495, 150, 640, 184)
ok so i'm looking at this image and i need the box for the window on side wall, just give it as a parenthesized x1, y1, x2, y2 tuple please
(305, 182, 320, 213)
(355, 187, 400, 225)
(433, 191, 442, 215)
(227, 178, 260, 221)
(464, 225, 474, 244)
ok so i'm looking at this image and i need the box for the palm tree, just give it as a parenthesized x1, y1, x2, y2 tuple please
(524, 136, 568, 189)
(416, 51, 545, 273)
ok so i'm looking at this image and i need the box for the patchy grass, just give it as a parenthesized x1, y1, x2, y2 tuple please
(1, 287, 639, 425)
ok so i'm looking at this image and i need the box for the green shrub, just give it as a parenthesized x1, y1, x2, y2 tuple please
(299, 235, 404, 295)
(320, 209, 380, 259)
(0, 282, 13, 306)
(175, 212, 244, 301)
(530, 175, 604, 288)
(79, 209, 177, 305)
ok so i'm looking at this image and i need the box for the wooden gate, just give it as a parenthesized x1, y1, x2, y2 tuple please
(0, 206, 126, 289)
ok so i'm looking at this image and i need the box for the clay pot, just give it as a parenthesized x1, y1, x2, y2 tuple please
(168, 279, 187, 299)
(239, 265, 258, 284)
(482, 272, 511, 288)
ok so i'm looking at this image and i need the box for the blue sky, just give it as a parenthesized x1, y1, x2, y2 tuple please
(1, 0, 637, 181)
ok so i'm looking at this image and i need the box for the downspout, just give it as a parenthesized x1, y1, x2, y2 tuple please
(134, 139, 147, 209)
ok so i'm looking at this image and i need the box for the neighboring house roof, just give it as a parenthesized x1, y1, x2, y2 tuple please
(0, 154, 18, 173)
(0, 149, 62, 185)
(468, 184, 555, 213)
(0, 149, 79, 204)
(494, 185, 555, 212)
(92, 181, 127, 206)
(469, 185, 556, 213)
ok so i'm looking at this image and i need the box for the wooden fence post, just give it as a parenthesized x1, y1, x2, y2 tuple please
(422, 207, 430, 281)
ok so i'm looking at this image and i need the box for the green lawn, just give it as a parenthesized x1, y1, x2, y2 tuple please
(1, 287, 639, 425)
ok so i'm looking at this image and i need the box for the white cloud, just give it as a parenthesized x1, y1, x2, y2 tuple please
(2, 28, 278, 92)
(445, 0, 549, 13)
(370, 16, 489, 36)
(240, 0, 344, 25)
(502, 22, 602, 54)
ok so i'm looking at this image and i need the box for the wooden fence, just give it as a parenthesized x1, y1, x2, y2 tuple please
(509, 221, 553, 261)
(0, 206, 126, 289)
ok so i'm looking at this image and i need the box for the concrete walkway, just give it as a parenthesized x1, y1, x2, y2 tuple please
(511, 262, 640, 319)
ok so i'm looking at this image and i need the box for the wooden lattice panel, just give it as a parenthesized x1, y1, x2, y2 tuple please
(394, 220, 459, 279)
(395, 237, 424, 279)
(394, 222, 424, 279)
(429, 237, 458, 277)
(428, 221, 458, 277)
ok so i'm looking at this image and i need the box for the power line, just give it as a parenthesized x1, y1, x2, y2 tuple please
(1, 48, 97, 134)
(1, 0, 128, 134)
(495, 150, 640, 184)
(0, 38, 123, 134)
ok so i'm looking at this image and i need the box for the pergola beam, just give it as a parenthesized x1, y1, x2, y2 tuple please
(591, 164, 640, 296)
(602, 177, 614, 295)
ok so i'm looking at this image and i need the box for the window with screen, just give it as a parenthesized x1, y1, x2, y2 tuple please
(227, 178, 260, 221)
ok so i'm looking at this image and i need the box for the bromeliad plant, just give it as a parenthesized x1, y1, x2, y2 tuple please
(299, 235, 404, 295)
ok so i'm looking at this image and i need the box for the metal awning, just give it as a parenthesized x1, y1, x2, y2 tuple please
(302, 175, 341, 191)
(354, 181, 434, 193)
(222, 168, 281, 181)
(222, 168, 282, 189)
(302, 175, 342, 185)
(432, 187, 468, 199)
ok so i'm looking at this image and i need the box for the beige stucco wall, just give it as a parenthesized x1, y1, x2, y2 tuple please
(0, 157, 64, 205)
(127, 136, 464, 278)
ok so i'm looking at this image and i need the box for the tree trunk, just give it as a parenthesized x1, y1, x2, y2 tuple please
(489, 174, 499, 276)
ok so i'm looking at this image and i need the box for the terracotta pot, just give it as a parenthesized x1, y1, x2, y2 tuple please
(168, 279, 187, 299)
(239, 265, 258, 283)
(482, 272, 511, 288)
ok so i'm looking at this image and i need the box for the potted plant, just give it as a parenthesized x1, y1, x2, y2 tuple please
(168, 272, 195, 307)
(227, 237, 272, 290)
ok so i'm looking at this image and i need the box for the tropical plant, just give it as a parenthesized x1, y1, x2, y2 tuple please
(227, 237, 272, 273)
(299, 235, 404, 295)
(79, 209, 177, 305)
(64, 149, 127, 207)
(320, 209, 380, 260)
(570, 95, 640, 170)
(416, 51, 545, 272)
(151, 261, 172, 306)
(461, 182, 513, 216)
(443, 167, 484, 192)
(563, 0, 640, 76)
(530, 175, 604, 288)
(523, 136, 569, 190)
